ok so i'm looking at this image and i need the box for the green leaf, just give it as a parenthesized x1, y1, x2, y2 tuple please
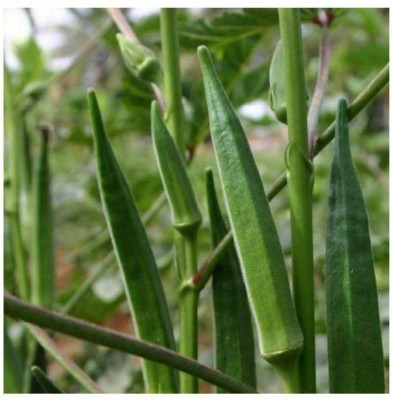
(87, 89, 178, 393)
(205, 168, 256, 393)
(325, 99, 385, 393)
(198, 45, 303, 392)
(179, 9, 277, 47)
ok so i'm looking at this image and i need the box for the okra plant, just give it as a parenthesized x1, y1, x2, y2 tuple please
(4, 8, 389, 394)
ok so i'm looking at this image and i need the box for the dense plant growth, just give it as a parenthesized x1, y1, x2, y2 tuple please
(4, 8, 389, 394)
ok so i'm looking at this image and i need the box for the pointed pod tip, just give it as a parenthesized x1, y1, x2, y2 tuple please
(87, 87, 95, 96)
(197, 45, 211, 65)
(205, 166, 213, 179)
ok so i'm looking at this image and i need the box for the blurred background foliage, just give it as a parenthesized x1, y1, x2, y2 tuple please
(4, 8, 389, 393)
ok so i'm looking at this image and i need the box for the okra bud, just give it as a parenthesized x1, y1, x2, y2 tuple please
(117, 33, 162, 85)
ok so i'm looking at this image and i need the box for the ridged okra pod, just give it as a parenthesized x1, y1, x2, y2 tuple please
(206, 168, 256, 392)
(325, 99, 384, 393)
(151, 100, 201, 393)
(31, 127, 55, 309)
(198, 46, 303, 392)
(87, 89, 178, 393)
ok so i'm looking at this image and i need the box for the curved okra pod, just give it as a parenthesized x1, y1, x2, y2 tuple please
(31, 126, 55, 309)
(198, 46, 303, 392)
(325, 99, 384, 393)
(206, 168, 256, 392)
(87, 89, 178, 393)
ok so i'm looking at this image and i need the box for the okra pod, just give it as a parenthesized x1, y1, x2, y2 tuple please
(325, 99, 385, 393)
(87, 89, 178, 393)
(151, 101, 202, 236)
(198, 46, 303, 392)
(206, 168, 256, 392)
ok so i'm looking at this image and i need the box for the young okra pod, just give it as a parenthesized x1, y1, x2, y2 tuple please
(87, 89, 178, 393)
(206, 168, 256, 392)
(151, 100, 202, 236)
(198, 46, 303, 392)
(325, 99, 385, 393)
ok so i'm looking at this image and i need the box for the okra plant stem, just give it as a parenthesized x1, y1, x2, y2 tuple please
(159, 8, 198, 393)
(5, 292, 257, 394)
(4, 64, 29, 300)
(279, 9, 315, 392)
(160, 8, 185, 155)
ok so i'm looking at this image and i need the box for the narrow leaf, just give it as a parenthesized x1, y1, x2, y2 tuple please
(325, 99, 385, 393)
(205, 168, 256, 392)
(87, 89, 178, 393)
(198, 45, 303, 391)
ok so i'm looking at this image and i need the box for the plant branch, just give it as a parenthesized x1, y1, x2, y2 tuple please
(4, 292, 257, 394)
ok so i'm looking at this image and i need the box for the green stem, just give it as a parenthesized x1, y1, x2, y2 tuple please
(160, 8, 184, 155)
(4, 64, 30, 300)
(314, 62, 389, 154)
(176, 232, 199, 393)
(4, 292, 256, 394)
(279, 9, 315, 393)
(184, 230, 233, 292)
(160, 8, 198, 393)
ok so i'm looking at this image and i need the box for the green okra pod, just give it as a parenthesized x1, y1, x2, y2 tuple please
(325, 99, 385, 393)
(31, 125, 55, 309)
(87, 89, 178, 393)
(31, 366, 63, 394)
(198, 45, 303, 392)
(151, 100, 202, 235)
(206, 168, 256, 392)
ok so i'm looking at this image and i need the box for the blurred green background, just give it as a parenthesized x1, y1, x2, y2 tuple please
(4, 8, 389, 393)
